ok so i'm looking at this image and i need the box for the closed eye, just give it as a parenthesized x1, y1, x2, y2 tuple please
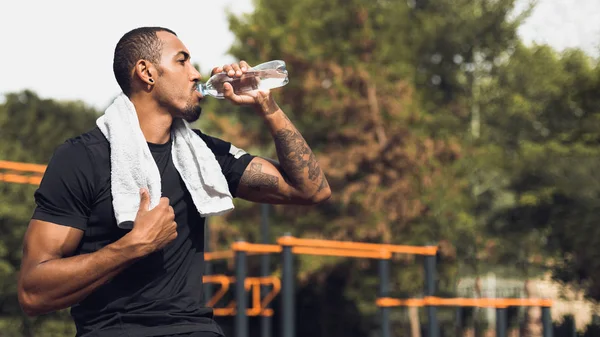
(176, 51, 191, 65)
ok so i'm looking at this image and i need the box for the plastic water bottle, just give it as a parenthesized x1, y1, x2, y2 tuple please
(197, 60, 289, 99)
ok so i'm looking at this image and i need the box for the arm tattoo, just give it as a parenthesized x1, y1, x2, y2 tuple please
(240, 163, 279, 191)
(317, 174, 329, 192)
(273, 127, 322, 186)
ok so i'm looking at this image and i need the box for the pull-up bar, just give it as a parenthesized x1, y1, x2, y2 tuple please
(376, 296, 553, 337)
(376, 296, 552, 308)
(0, 173, 42, 185)
(292, 246, 391, 259)
(0, 160, 46, 173)
(278, 236, 437, 256)
(0, 160, 45, 185)
(205, 235, 443, 337)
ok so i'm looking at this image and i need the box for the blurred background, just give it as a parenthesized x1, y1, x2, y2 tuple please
(1, 0, 600, 336)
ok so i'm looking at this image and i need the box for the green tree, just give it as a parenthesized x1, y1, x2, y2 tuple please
(215, 0, 525, 335)
(478, 44, 600, 299)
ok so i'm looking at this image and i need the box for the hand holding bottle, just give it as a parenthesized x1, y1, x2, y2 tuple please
(199, 60, 289, 103)
(210, 61, 262, 105)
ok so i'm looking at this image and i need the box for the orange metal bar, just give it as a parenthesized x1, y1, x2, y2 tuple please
(278, 236, 437, 256)
(424, 297, 500, 308)
(251, 280, 261, 316)
(213, 308, 235, 316)
(204, 250, 234, 261)
(278, 235, 295, 246)
(224, 276, 281, 317)
(260, 308, 274, 317)
(258, 276, 281, 317)
(377, 297, 425, 307)
(0, 160, 47, 173)
(0, 173, 42, 185)
(203, 275, 281, 317)
(202, 275, 231, 308)
(292, 246, 392, 259)
(499, 298, 553, 308)
(231, 242, 282, 253)
(215, 307, 274, 317)
(376, 297, 553, 308)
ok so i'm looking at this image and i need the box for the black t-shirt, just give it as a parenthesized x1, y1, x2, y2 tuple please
(31, 127, 254, 337)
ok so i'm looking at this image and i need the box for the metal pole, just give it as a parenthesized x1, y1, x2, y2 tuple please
(260, 204, 271, 337)
(379, 258, 391, 337)
(235, 240, 248, 337)
(569, 315, 576, 337)
(204, 217, 213, 306)
(281, 233, 295, 337)
(455, 307, 463, 337)
(424, 254, 439, 337)
(496, 308, 507, 337)
(542, 306, 553, 337)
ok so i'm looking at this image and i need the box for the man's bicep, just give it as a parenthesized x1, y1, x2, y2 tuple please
(236, 157, 310, 204)
(21, 220, 84, 268)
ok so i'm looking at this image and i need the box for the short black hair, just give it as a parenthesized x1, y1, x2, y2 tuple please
(113, 27, 177, 96)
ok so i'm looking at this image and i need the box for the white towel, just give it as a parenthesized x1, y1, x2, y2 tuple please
(96, 93, 234, 229)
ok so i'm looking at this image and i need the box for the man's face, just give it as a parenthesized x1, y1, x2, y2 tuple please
(153, 31, 203, 122)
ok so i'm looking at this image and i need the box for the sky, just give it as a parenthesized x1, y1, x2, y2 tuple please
(0, 0, 599, 111)
(516, 0, 600, 56)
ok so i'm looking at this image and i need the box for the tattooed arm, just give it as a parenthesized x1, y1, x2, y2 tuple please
(236, 105, 331, 204)
(215, 61, 331, 205)
(235, 103, 331, 204)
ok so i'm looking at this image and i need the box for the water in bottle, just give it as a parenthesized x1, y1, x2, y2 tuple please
(197, 60, 289, 99)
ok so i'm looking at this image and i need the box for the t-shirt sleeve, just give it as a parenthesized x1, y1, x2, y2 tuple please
(193, 129, 255, 197)
(31, 141, 96, 231)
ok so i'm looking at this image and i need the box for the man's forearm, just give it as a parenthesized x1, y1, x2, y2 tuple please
(19, 236, 143, 316)
(258, 102, 329, 196)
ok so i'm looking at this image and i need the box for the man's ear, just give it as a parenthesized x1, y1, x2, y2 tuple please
(134, 60, 156, 85)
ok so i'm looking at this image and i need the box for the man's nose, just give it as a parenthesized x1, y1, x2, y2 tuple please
(191, 66, 202, 82)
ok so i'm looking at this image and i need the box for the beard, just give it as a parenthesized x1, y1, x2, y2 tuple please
(156, 83, 203, 123)
(178, 102, 202, 123)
